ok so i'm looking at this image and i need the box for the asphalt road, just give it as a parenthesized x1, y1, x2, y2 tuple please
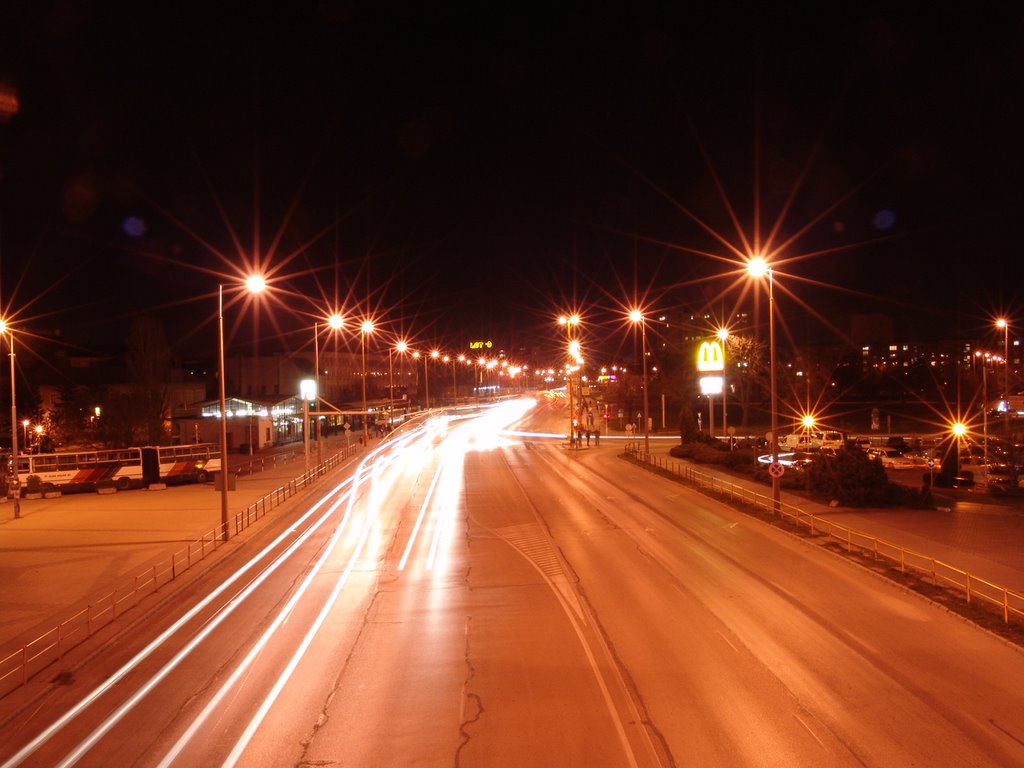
(0, 399, 1023, 766)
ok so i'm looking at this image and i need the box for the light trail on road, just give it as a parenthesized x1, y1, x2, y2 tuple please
(7, 396, 1015, 767)
(2, 430, 419, 768)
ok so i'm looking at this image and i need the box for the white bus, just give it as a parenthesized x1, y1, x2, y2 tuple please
(141, 443, 221, 485)
(8, 443, 221, 494)
(14, 447, 145, 492)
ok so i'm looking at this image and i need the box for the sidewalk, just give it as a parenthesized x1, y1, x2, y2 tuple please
(0, 441, 360, 655)
(639, 442, 1024, 596)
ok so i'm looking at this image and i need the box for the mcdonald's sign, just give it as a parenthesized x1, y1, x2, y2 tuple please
(696, 340, 725, 372)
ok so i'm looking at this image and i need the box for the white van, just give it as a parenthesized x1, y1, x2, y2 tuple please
(783, 431, 845, 451)
(815, 431, 845, 450)
(782, 433, 815, 450)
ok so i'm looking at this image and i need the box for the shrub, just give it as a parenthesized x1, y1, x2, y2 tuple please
(670, 442, 756, 470)
(806, 448, 900, 507)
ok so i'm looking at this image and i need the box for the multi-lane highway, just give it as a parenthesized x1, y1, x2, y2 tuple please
(1, 397, 1023, 767)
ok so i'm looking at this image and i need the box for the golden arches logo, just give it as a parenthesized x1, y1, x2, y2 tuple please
(697, 341, 724, 372)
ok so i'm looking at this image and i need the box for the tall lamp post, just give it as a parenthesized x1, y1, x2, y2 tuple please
(360, 319, 374, 445)
(628, 309, 650, 456)
(218, 276, 265, 542)
(1, 319, 20, 519)
(748, 258, 780, 512)
(430, 350, 442, 405)
(391, 342, 407, 428)
(314, 313, 344, 466)
(717, 327, 730, 442)
(996, 318, 1010, 438)
(558, 314, 580, 447)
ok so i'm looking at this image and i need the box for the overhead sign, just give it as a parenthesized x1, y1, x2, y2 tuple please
(697, 340, 725, 372)
(468, 340, 494, 350)
(700, 376, 723, 395)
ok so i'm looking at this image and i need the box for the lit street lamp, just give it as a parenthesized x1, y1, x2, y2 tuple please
(360, 319, 375, 444)
(390, 340, 409, 430)
(430, 349, 442, 405)
(218, 275, 265, 541)
(456, 354, 466, 403)
(628, 309, 650, 456)
(314, 312, 344, 466)
(747, 257, 780, 512)
(717, 327, 730, 441)
(996, 317, 1010, 438)
(558, 314, 580, 448)
(1, 319, 20, 518)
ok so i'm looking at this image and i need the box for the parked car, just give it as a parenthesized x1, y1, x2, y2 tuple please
(866, 447, 922, 469)
(986, 464, 1022, 493)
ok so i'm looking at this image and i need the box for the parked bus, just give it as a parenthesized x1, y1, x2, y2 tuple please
(7, 443, 221, 495)
(14, 447, 145, 492)
(141, 443, 221, 485)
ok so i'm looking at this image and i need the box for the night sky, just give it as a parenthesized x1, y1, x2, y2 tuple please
(2, 3, 1024, 366)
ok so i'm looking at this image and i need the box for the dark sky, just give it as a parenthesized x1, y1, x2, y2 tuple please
(2, 3, 1024, 364)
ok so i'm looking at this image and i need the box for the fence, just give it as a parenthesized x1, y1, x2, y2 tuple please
(625, 446, 1024, 629)
(0, 443, 359, 698)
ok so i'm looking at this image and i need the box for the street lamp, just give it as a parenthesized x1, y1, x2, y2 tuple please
(218, 275, 265, 541)
(390, 340, 409, 430)
(558, 314, 580, 447)
(717, 327, 730, 441)
(0, 319, 20, 518)
(996, 318, 1010, 437)
(314, 312, 344, 465)
(747, 257, 780, 512)
(456, 354, 466, 403)
(628, 309, 650, 456)
(430, 349, 442, 405)
(360, 319, 374, 444)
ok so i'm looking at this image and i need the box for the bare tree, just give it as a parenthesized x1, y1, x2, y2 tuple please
(126, 315, 172, 445)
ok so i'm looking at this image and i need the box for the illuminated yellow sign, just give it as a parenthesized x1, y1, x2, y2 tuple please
(468, 340, 494, 350)
(697, 341, 725, 372)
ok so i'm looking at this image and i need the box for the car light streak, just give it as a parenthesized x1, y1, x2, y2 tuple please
(397, 455, 446, 572)
(158, 483, 380, 767)
(425, 434, 470, 571)
(402, 399, 542, 573)
(0, 478, 355, 768)
(220, 498, 379, 767)
(3, 432, 420, 768)
(49, 490, 359, 768)
(160, 437, 417, 765)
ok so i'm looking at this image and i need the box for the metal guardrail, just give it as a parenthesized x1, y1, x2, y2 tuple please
(626, 446, 1024, 628)
(0, 443, 360, 698)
